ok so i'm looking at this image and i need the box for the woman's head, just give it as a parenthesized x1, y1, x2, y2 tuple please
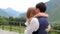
(26, 7, 36, 19)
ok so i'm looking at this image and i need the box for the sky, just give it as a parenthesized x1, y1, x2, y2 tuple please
(0, 0, 50, 12)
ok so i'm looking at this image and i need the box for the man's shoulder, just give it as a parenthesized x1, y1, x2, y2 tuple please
(37, 16, 48, 20)
(37, 16, 48, 23)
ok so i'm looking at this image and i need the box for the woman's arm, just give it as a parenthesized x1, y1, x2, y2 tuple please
(45, 25, 51, 32)
(34, 13, 48, 18)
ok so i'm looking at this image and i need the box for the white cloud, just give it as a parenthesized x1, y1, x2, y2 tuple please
(0, 0, 50, 12)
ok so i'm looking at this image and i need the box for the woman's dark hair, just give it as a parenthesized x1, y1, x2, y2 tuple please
(36, 2, 46, 13)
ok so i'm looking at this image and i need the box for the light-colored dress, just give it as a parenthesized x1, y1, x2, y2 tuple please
(24, 18, 39, 34)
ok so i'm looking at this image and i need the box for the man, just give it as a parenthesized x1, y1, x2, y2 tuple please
(32, 2, 51, 34)
(24, 2, 51, 34)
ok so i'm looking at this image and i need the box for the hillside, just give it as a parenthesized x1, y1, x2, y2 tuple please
(0, 9, 10, 17)
(0, 8, 21, 17)
(46, 0, 60, 24)
(18, 12, 26, 18)
(4, 8, 20, 17)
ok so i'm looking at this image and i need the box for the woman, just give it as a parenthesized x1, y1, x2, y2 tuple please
(24, 7, 51, 34)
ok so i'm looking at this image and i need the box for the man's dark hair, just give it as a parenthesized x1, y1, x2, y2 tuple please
(36, 2, 46, 13)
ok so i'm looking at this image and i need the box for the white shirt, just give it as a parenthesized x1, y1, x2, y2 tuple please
(24, 18, 39, 34)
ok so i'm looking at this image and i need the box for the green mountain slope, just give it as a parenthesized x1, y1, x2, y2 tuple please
(46, 0, 60, 24)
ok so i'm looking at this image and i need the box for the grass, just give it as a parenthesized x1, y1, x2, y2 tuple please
(0, 25, 25, 34)
(49, 31, 60, 34)
(0, 25, 60, 34)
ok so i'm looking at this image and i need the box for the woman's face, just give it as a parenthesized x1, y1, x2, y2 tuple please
(30, 9, 36, 17)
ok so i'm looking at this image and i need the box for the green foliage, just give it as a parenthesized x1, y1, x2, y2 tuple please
(9, 16, 15, 21)
(49, 31, 60, 34)
(19, 17, 26, 22)
(0, 16, 26, 26)
(53, 26, 60, 30)
(0, 16, 9, 25)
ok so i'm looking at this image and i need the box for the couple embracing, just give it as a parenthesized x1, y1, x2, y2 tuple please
(24, 2, 51, 34)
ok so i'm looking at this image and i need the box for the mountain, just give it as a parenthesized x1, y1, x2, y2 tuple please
(46, 0, 60, 24)
(0, 7, 26, 18)
(0, 9, 10, 17)
(18, 12, 26, 18)
(4, 8, 20, 17)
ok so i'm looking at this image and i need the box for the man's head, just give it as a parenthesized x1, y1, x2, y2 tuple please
(35, 2, 46, 14)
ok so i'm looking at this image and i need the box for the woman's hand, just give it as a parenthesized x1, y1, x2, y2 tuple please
(45, 25, 51, 32)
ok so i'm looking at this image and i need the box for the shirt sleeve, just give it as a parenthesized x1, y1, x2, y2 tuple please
(24, 18, 39, 34)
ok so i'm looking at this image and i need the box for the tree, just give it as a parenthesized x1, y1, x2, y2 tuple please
(9, 16, 15, 21)
(0, 16, 9, 25)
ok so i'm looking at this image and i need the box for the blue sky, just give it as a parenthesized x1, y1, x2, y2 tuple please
(0, 0, 50, 12)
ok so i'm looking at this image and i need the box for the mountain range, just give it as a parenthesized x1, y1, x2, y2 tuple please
(4, 8, 20, 17)
(0, 0, 60, 24)
(0, 7, 25, 18)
